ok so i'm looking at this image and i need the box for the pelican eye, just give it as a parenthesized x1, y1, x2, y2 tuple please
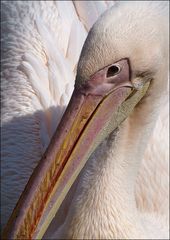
(106, 65, 121, 78)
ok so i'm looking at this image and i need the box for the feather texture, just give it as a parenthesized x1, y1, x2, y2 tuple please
(1, 1, 168, 238)
(1, 0, 114, 230)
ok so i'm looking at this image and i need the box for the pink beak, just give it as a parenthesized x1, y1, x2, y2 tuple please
(3, 59, 148, 239)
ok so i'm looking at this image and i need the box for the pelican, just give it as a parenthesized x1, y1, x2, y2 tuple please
(1, 1, 169, 239)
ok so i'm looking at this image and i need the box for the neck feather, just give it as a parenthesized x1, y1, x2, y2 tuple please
(58, 93, 163, 239)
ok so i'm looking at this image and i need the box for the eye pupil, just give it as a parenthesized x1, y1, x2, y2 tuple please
(107, 65, 120, 78)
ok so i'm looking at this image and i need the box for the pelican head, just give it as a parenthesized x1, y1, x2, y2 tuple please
(3, 1, 168, 239)
(77, 1, 168, 94)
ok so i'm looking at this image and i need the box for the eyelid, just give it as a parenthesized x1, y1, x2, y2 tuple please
(106, 64, 121, 78)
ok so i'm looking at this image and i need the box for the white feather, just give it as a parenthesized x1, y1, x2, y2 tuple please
(1, 1, 169, 239)
(1, 0, 112, 230)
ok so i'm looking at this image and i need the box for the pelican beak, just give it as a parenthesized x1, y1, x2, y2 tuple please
(3, 59, 150, 239)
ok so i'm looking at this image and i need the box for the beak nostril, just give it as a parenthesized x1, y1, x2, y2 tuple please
(106, 65, 121, 78)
